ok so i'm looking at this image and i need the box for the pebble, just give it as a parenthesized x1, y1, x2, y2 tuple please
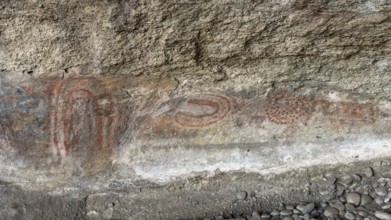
(270, 210, 280, 216)
(324, 207, 339, 217)
(303, 213, 310, 220)
(366, 216, 379, 220)
(384, 192, 391, 203)
(376, 186, 388, 197)
(260, 214, 271, 219)
(345, 212, 356, 220)
(285, 205, 295, 210)
(358, 210, 369, 217)
(280, 210, 292, 216)
(237, 191, 247, 200)
(333, 203, 345, 211)
(375, 211, 391, 220)
(296, 204, 305, 213)
(382, 204, 391, 210)
(302, 203, 315, 214)
(375, 196, 384, 205)
(347, 192, 361, 206)
(252, 211, 262, 220)
(361, 194, 373, 206)
(345, 203, 356, 212)
(364, 167, 374, 177)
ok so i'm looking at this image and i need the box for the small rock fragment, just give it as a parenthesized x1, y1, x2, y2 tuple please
(285, 205, 295, 210)
(375, 196, 384, 205)
(280, 210, 292, 216)
(324, 207, 339, 217)
(364, 167, 374, 177)
(376, 186, 388, 197)
(382, 204, 391, 210)
(345, 203, 355, 212)
(346, 192, 361, 206)
(375, 211, 391, 220)
(260, 214, 271, 219)
(237, 191, 247, 200)
(384, 192, 391, 203)
(304, 203, 315, 214)
(358, 210, 369, 217)
(345, 212, 355, 220)
(252, 211, 262, 220)
(361, 194, 373, 206)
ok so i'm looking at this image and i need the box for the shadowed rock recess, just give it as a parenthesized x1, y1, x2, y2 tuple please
(0, 0, 391, 219)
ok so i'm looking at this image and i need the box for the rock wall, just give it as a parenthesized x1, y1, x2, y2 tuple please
(1, 0, 391, 219)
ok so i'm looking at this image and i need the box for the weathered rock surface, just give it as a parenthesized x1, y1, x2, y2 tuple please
(1, 0, 391, 219)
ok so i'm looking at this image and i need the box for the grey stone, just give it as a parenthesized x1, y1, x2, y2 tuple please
(346, 192, 361, 206)
(237, 191, 247, 200)
(382, 204, 391, 210)
(270, 210, 280, 216)
(345, 212, 356, 220)
(376, 186, 388, 197)
(303, 213, 310, 220)
(358, 211, 369, 217)
(296, 204, 306, 213)
(285, 205, 295, 210)
(364, 167, 374, 177)
(361, 194, 374, 206)
(323, 207, 339, 217)
(384, 192, 391, 203)
(252, 211, 262, 220)
(302, 203, 315, 214)
(345, 203, 356, 212)
(280, 210, 292, 216)
(260, 214, 271, 219)
(375, 211, 391, 220)
(375, 196, 384, 205)
(333, 203, 345, 211)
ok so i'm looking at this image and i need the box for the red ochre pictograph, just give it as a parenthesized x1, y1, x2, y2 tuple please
(174, 94, 238, 127)
(40, 77, 123, 157)
(266, 90, 379, 125)
(266, 90, 313, 124)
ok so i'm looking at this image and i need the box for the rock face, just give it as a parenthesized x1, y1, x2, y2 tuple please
(0, 0, 391, 219)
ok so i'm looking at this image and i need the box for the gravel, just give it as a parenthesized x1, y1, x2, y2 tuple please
(203, 165, 391, 220)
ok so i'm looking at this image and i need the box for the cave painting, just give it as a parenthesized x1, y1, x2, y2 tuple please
(174, 94, 236, 127)
(1, 75, 388, 166)
(265, 90, 379, 126)
(0, 75, 182, 160)
(134, 88, 387, 145)
(266, 90, 313, 124)
(42, 77, 127, 157)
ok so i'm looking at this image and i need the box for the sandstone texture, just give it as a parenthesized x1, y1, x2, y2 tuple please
(0, 0, 391, 219)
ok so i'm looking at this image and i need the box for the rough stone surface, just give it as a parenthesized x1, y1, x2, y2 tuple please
(1, 0, 391, 219)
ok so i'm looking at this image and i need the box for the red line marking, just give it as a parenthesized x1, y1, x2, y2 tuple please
(174, 94, 231, 127)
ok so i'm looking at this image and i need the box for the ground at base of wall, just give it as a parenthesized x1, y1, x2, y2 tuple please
(2, 158, 391, 220)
